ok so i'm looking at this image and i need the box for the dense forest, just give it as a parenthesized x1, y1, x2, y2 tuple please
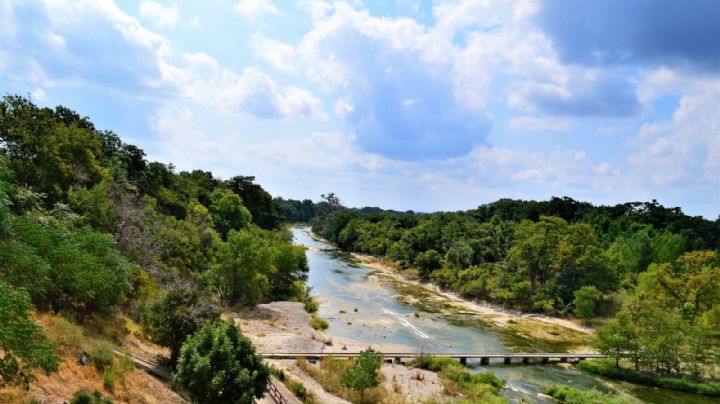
(0, 95, 308, 396)
(308, 194, 720, 381)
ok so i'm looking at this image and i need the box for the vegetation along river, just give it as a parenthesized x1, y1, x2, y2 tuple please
(292, 227, 709, 403)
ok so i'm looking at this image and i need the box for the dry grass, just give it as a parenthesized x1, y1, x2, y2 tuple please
(296, 357, 407, 404)
(28, 312, 186, 404)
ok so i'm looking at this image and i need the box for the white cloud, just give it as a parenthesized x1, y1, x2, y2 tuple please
(160, 52, 325, 119)
(30, 87, 45, 100)
(506, 116, 574, 132)
(250, 32, 298, 73)
(234, 0, 278, 18)
(139, 1, 180, 28)
(629, 84, 720, 188)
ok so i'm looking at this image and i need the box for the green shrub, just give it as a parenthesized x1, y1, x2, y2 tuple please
(46, 316, 85, 351)
(310, 315, 329, 331)
(413, 355, 505, 400)
(580, 359, 720, 397)
(102, 367, 117, 390)
(544, 385, 620, 404)
(90, 341, 114, 371)
(69, 389, 113, 404)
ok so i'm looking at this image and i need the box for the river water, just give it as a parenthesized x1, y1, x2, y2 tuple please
(293, 227, 708, 403)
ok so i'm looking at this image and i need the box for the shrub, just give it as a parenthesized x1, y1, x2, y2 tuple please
(544, 385, 617, 403)
(413, 355, 505, 401)
(45, 316, 85, 352)
(90, 341, 114, 371)
(102, 367, 117, 390)
(69, 389, 113, 404)
(580, 359, 720, 397)
(310, 315, 329, 331)
(175, 320, 270, 403)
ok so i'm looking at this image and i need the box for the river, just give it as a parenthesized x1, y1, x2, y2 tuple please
(293, 227, 709, 403)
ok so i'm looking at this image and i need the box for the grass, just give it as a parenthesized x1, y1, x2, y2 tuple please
(309, 314, 329, 331)
(270, 366, 319, 404)
(544, 385, 633, 404)
(296, 356, 402, 404)
(580, 359, 720, 397)
(412, 355, 505, 402)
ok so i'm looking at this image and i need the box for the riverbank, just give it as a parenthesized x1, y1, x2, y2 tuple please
(352, 251, 591, 335)
(231, 302, 452, 403)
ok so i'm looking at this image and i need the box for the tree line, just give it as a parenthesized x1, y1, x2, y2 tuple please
(305, 193, 720, 381)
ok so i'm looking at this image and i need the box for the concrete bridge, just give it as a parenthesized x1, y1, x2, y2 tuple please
(260, 352, 605, 366)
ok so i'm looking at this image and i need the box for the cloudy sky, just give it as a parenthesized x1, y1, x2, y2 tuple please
(1, 0, 719, 217)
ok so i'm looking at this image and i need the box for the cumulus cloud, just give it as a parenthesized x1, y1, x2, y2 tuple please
(234, 0, 278, 18)
(534, 0, 720, 72)
(629, 86, 720, 188)
(139, 1, 180, 28)
(0, 0, 170, 96)
(285, 4, 492, 160)
(508, 68, 640, 117)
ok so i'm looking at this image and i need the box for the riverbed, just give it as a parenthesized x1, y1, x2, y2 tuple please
(294, 227, 709, 403)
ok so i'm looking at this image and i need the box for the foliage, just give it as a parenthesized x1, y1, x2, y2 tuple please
(69, 389, 113, 404)
(413, 355, 504, 401)
(573, 285, 600, 319)
(0, 281, 59, 390)
(175, 320, 270, 404)
(147, 286, 220, 365)
(89, 341, 114, 371)
(580, 360, 720, 397)
(543, 385, 629, 404)
(310, 315, 329, 331)
(340, 349, 382, 393)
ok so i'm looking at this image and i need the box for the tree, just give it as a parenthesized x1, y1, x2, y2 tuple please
(212, 229, 273, 306)
(175, 320, 270, 404)
(340, 349, 382, 397)
(415, 249, 443, 279)
(0, 281, 59, 389)
(573, 285, 599, 319)
(593, 311, 639, 368)
(147, 286, 220, 366)
(209, 188, 251, 239)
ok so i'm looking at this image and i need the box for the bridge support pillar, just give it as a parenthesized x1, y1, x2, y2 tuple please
(503, 357, 511, 365)
(480, 357, 489, 365)
(522, 357, 529, 365)
(560, 357, 568, 363)
(459, 357, 467, 366)
(541, 357, 549, 364)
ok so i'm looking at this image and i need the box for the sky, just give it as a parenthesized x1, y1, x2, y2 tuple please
(1, 0, 719, 218)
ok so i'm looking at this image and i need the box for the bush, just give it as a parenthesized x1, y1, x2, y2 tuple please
(45, 316, 85, 352)
(175, 320, 270, 403)
(310, 315, 329, 331)
(69, 389, 113, 404)
(102, 367, 117, 390)
(544, 385, 620, 404)
(413, 355, 504, 401)
(90, 341, 114, 371)
(580, 359, 720, 397)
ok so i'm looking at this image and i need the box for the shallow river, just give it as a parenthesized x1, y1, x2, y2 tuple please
(293, 227, 708, 403)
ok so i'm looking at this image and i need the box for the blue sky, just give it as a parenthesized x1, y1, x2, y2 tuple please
(1, 0, 719, 217)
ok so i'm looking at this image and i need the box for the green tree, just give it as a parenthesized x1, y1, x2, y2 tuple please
(593, 311, 640, 368)
(209, 188, 251, 239)
(212, 229, 273, 306)
(147, 286, 220, 366)
(0, 281, 59, 389)
(573, 285, 600, 319)
(175, 320, 269, 404)
(415, 249, 443, 279)
(340, 349, 382, 397)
